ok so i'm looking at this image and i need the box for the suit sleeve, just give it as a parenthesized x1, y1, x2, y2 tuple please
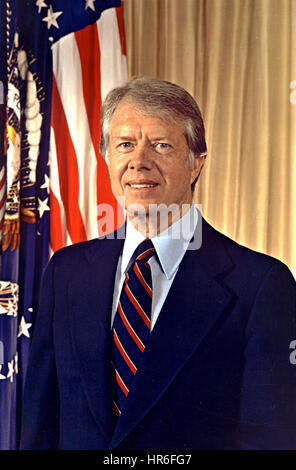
(238, 261, 296, 449)
(20, 254, 59, 449)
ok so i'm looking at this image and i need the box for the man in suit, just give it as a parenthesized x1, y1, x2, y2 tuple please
(20, 77, 296, 450)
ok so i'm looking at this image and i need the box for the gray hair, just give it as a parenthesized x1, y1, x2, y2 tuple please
(100, 77, 207, 173)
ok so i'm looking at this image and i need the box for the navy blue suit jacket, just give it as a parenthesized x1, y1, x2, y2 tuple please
(20, 218, 296, 449)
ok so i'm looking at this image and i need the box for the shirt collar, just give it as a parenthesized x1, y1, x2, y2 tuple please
(121, 205, 199, 280)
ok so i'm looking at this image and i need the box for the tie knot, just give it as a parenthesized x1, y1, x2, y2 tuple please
(134, 239, 155, 263)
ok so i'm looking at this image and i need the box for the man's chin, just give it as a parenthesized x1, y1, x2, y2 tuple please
(126, 203, 150, 218)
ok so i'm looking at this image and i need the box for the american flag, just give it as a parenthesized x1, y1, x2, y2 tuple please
(0, 0, 127, 449)
(50, 3, 127, 249)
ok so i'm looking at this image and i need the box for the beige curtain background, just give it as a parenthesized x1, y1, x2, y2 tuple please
(124, 0, 296, 278)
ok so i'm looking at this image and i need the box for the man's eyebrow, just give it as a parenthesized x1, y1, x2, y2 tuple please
(113, 135, 136, 141)
(112, 135, 172, 141)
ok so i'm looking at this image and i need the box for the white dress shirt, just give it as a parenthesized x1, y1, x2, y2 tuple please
(111, 204, 199, 331)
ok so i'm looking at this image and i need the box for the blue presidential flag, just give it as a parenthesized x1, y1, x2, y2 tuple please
(0, 0, 122, 450)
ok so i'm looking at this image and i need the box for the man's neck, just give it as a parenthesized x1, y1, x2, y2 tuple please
(127, 202, 193, 238)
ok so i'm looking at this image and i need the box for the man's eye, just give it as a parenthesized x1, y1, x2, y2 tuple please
(121, 142, 132, 147)
(154, 143, 171, 153)
(117, 142, 133, 151)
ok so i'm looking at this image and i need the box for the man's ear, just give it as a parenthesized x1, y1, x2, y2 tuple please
(190, 154, 206, 184)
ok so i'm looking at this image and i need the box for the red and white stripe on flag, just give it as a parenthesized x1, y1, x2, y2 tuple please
(50, 6, 128, 252)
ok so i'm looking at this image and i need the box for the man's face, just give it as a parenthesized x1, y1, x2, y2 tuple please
(107, 101, 204, 216)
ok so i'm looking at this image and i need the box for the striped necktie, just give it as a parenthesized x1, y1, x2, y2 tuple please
(112, 239, 155, 418)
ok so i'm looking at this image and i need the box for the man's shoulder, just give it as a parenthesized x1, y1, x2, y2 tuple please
(54, 237, 101, 257)
(202, 218, 294, 281)
(50, 229, 125, 270)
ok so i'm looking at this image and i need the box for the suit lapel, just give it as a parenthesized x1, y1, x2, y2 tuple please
(68, 235, 124, 443)
(109, 219, 235, 449)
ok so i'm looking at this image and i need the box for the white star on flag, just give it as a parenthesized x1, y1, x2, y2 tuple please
(7, 360, 14, 383)
(0, 366, 6, 380)
(17, 316, 32, 338)
(38, 197, 50, 218)
(36, 0, 47, 14)
(42, 5, 63, 29)
(85, 0, 96, 11)
(40, 174, 50, 192)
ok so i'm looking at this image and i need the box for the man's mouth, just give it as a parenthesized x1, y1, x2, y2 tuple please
(127, 181, 158, 189)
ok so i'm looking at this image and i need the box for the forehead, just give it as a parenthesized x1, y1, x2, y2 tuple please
(109, 101, 185, 136)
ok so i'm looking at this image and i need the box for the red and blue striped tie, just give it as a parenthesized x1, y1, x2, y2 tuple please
(112, 239, 155, 417)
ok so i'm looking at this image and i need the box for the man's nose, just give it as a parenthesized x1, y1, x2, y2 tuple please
(127, 144, 153, 170)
